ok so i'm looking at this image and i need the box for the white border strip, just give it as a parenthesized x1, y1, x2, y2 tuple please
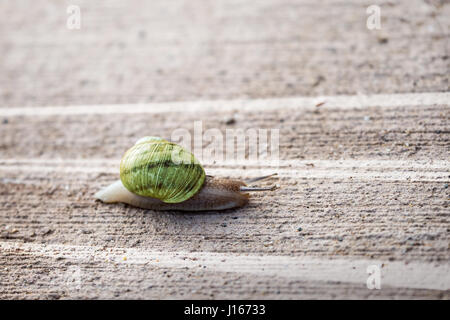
(1, 159, 448, 182)
(0, 158, 448, 169)
(1, 242, 448, 291)
(1, 92, 448, 117)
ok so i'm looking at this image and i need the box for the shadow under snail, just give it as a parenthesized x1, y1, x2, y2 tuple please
(95, 136, 277, 211)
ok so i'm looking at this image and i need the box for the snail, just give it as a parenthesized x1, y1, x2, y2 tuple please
(94, 136, 276, 211)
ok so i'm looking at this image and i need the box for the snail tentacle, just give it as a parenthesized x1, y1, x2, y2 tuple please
(244, 173, 278, 184)
(240, 185, 277, 192)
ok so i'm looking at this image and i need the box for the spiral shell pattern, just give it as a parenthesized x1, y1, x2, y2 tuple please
(120, 137, 205, 203)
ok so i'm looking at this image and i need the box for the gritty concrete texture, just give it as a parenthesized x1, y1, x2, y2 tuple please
(0, 0, 449, 300)
(0, 0, 449, 107)
(1, 93, 449, 299)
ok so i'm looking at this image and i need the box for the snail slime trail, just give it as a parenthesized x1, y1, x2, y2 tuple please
(95, 136, 277, 211)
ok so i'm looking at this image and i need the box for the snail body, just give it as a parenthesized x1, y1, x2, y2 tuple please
(95, 137, 275, 211)
(95, 176, 249, 211)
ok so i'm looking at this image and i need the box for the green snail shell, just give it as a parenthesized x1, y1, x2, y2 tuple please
(119, 137, 206, 204)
